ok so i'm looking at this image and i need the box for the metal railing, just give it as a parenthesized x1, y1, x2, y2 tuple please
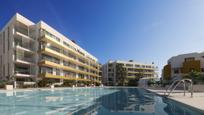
(15, 42, 35, 51)
(16, 56, 34, 63)
(165, 79, 193, 97)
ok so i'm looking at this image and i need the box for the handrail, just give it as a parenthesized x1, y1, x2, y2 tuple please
(51, 79, 64, 87)
(165, 79, 193, 98)
(165, 79, 180, 95)
(167, 80, 183, 96)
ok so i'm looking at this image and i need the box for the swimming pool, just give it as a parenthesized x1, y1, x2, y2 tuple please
(0, 87, 203, 115)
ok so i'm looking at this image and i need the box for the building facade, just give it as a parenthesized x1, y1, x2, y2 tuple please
(0, 13, 101, 87)
(102, 60, 158, 86)
(162, 52, 204, 81)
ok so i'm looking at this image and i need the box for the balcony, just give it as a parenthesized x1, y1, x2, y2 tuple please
(15, 41, 35, 54)
(14, 73, 35, 78)
(40, 33, 100, 66)
(39, 60, 91, 76)
(15, 55, 35, 65)
(14, 68, 36, 78)
(14, 21, 35, 41)
(39, 73, 91, 82)
(14, 33, 36, 53)
(15, 45, 34, 54)
(40, 34, 88, 60)
(14, 31, 35, 41)
(40, 47, 97, 71)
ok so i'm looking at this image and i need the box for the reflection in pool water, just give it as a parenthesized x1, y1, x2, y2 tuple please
(0, 88, 203, 115)
(75, 88, 203, 115)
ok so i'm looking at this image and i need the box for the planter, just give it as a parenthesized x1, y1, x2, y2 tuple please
(5, 85, 13, 90)
(50, 85, 54, 88)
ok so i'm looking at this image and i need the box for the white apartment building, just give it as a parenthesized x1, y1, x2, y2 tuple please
(162, 52, 204, 81)
(0, 13, 101, 87)
(102, 60, 158, 86)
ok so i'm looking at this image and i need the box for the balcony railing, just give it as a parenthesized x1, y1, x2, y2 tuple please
(15, 30, 35, 41)
(15, 67, 36, 75)
(15, 27, 29, 36)
(15, 42, 35, 52)
(15, 56, 35, 63)
(15, 70, 30, 75)
(41, 56, 60, 64)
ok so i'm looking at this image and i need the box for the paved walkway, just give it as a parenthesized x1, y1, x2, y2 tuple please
(148, 89, 204, 112)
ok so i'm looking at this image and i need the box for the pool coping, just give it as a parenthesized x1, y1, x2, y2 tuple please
(0, 86, 126, 93)
(146, 88, 204, 113)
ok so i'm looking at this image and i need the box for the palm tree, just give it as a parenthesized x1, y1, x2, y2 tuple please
(127, 72, 143, 86)
(116, 64, 127, 86)
(189, 70, 200, 84)
(183, 70, 200, 84)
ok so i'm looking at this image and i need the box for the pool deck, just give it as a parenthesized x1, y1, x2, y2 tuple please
(148, 89, 204, 112)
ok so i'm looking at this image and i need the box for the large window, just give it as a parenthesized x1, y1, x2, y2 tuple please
(174, 68, 179, 74)
(185, 57, 195, 62)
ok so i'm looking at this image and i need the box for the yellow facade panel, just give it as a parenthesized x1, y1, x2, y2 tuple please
(40, 73, 91, 82)
(39, 60, 90, 75)
(181, 60, 201, 73)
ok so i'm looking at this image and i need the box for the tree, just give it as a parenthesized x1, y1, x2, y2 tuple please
(184, 70, 201, 84)
(147, 79, 156, 86)
(116, 64, 127, 86)
(135, 72, 144, 79)
(129, 72, 143, 86)
(127, 77, 140, 86)
(190, 70, 201, 84)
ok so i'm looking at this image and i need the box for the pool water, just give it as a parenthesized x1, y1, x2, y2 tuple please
(0, 88, 203, 115)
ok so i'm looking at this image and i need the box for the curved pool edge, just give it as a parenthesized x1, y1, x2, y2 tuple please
(146, 88, 204, 114)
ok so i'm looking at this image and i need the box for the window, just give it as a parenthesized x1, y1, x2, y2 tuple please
(128, 68, 133, 71)
(108, 78, 113, 81)
(201, 68, 204, 72)
(0, 33, 1, 46)
(8, 27, 10, 50)
(108, 69, 112, 72)
(108, 64, 113, 67)
(185, 57, 195, 62)
(42, 54, 60, 64)
(174, 68, 179, 74)
(3, 32, 5, 53)
(135, 65, 140, 67)
(0, 55, 1, 74)
(0, 55, 2, 65)
(8, 63, 9, 77)
(42, 29, 60, 42)
(56, 69, 60, 75)
(40, 67, 52, 74)
(126, 64, 133, 67)
(3, 64, 5, 77)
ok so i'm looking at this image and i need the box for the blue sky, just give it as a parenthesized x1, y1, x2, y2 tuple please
(1, 0, 204, 76)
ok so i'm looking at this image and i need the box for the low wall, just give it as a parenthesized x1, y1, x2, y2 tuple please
(193, 85, 204, 92)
